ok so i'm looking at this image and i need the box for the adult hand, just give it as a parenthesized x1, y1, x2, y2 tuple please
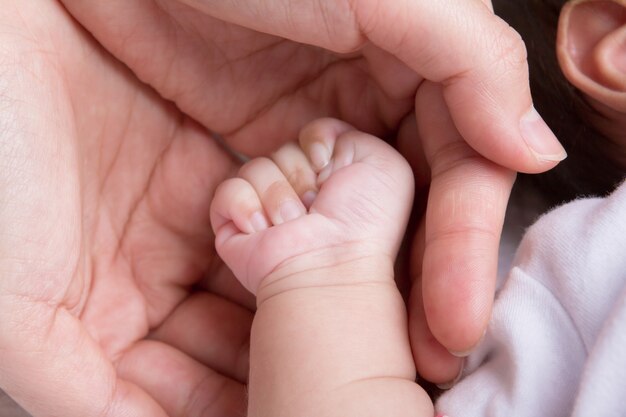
(0, 2, 254, 416)
(58, 0, 567, 385)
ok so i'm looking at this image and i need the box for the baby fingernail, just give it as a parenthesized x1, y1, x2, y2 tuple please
(302, 190, 317, 209)
(310, 142, 330, 171)
(520, 106, 568, 163)
(317, 161, 333, 185)
(279, 199, 304, 223)
(250, 211, 269, 232)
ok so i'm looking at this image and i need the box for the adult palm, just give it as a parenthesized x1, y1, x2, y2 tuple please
(0, 2, 252, 416)
(60, 0, 546, 382)
(61, 0, 421, 157)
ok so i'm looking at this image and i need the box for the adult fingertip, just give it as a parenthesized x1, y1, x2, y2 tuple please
(435, 359, 464, 390)
(426, 294, 491, 358)
(448, 327, 487, 358)
(520, 106, 568, 163)
(448, 349, 472, 358)
(408, 282, 466, 385)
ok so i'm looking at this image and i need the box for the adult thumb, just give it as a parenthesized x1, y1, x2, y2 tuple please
(175, 0, 565, 172)
(356, 0, 567, 173)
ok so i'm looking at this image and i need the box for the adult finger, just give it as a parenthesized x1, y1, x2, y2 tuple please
(178, 0, 566, 172)
(406, 219, 464, 386)
(395, 112, 429, 190)
(416, 81, 516, 354)
(357, 0, 567, 172)
(396, 111, 462, 384)
(151, 291, 252, 383)
(116, 340, 247, 417)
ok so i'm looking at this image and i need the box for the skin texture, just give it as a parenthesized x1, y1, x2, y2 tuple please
(211, 118, 433, 417)
(0, 2, 254, 416)
(0, 0, 571, 414)
(56, 0, 566, 384)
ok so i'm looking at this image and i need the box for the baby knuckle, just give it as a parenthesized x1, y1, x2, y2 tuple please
(238, 157, 274, 177)
(287, 168, 315, 191)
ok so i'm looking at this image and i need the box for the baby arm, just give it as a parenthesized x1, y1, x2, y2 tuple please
(211, 118, 433, 417)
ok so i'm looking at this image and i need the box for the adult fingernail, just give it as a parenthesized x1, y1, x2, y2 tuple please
(449, 328, 487, 357)
(250, 210, 270, 232)
(449, 349, 472, 358)
(520, 106, 568, 163)
(436, 360, 464, 390)
(310, 142, 330, 171)
(279, 199, 304, 223)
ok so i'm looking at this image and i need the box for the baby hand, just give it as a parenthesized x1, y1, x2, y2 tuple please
(211, 118, 432, 417)
(211, 118, 414, 298)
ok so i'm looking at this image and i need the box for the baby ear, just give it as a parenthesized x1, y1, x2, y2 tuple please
(557, 0, 626, 112)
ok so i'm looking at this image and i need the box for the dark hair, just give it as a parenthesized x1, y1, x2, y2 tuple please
(493, 0, 624, 205)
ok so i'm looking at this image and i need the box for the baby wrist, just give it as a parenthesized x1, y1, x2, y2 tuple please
(256, 249, 395, 306)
